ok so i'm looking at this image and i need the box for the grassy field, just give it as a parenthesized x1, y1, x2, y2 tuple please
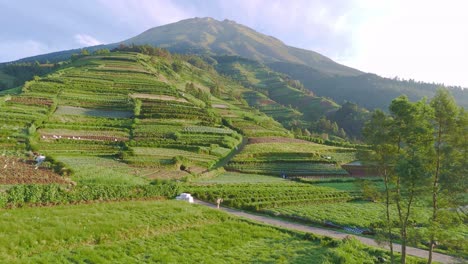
(194, 171, 288, 184)
(56, 156, 149, 185)
(0, 200, 400, 263)
(263, 201, 467, 256)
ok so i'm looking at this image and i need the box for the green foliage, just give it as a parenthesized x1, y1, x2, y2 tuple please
(4, 182, 180, 208)
(186, 183, 352, 211)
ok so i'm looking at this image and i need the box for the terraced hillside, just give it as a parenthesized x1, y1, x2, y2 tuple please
(0, 51, 294, 182)
(226, 137, 355, 177)
(215, 56, 340, 128)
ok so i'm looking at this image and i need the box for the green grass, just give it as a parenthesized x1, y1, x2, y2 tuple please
(264, 201, 390, 228)
(263, 201, 467, 256)
(0, 199, 395, 263)
(56, 156, 149, 185)
(194, 172, 288, 184)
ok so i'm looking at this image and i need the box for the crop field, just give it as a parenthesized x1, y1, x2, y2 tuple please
(216, 57, 340, 124)
(194, 172, 288, 184)
(242, 90, 303, 124)
(227, 162, 349, 176)
(0, 200, 397, 263)
(55, 156, 150, 185)
(130, 93, 187, 102)
(186, 183, 353, 210)
(0, 93, 54, 152)
(132, 147, 218, 164)
(0, 156, 70, 184)
(226, 137, 355, 176)
(54, 106, 133, 118)
(0, 52, 262, 176)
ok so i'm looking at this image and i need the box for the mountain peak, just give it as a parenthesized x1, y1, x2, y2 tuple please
(121, 17, 361, 76)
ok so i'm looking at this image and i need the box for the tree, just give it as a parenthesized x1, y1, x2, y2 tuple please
(427, 88, 458, 263)
(362, 109, 398, 263)
(389, 96, 433, 264)
(362, 96, 434, 264)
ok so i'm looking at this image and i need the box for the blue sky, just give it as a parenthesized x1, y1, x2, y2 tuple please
(1, 0, 467, 87)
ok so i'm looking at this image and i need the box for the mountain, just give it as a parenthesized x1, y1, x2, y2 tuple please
(4, 18, 360, 77)
(2, 17, 467, 110)
(122, 17, 361, 77)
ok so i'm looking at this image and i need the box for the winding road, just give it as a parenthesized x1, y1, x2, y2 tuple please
(194, 199, 463, 264)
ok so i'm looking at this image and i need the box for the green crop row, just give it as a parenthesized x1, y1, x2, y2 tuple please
(226, 162, 349, 176)
(185, 183, 351, 210)
(0, 182, 180, 208)
(183, 126, 234, 134)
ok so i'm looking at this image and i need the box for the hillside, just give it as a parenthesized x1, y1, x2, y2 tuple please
(269, 61, 468, 110)
(0, 50, 293, 183)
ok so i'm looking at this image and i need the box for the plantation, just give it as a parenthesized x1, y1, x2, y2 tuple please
(185, 183, 353, 210)
(0, 200, 404, 263)
(194, 171, 289, 184)
(226, 137, 355, 177)
(0, 156, 70, 185)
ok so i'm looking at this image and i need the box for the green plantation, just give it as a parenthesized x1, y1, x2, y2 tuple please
(226, 138, 355, 177)
(0, 49, 466, 263)
(185, 183, 354, 210)
(0, 200, 411, 264)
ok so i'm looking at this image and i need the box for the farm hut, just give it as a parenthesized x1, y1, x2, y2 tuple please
(342, 161, 379, 177)
(176, 193, 194, 203)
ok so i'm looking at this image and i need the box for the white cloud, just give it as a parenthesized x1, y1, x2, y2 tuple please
(74, 34, 102, 47)
(338, 0, 468, 87)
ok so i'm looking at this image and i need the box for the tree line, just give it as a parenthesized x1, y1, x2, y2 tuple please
(361, 88, 467, 263)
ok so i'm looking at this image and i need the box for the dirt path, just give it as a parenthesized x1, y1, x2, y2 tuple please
(194, 199, 462, 264)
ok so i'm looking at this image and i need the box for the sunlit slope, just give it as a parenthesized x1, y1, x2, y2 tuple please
(0, 51, 291, 180)
(215, 56, 340, 128)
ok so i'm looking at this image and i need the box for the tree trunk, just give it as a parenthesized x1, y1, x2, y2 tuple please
(428, 125, 442, 264)
(401, 233, 407, 264)
(384, 170, 395, 264)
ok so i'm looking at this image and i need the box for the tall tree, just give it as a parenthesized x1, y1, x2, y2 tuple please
(427, 88, 458, 263)
(362, 109, 399, 263)
(389, 96, 434, 264)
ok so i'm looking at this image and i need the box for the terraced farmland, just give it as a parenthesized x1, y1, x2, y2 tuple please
(226, 137, 355, 177)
